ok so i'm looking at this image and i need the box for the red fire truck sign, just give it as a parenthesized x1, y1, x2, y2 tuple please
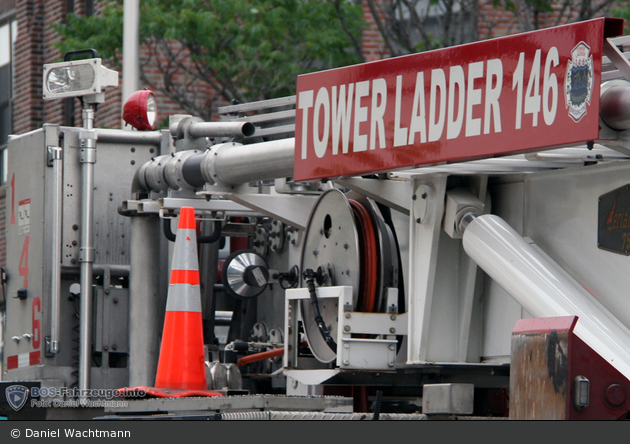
(294, 18, 624, 181)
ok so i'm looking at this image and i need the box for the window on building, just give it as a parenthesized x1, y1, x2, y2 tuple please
(0, 20, 16, 185)
(390, 0, 476, 52)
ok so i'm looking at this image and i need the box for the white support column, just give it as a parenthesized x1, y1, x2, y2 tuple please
(406, 174, 447, 364)
(456, 177, 488, 362)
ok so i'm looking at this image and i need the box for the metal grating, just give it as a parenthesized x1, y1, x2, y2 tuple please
(219, 411, 430, 420)
(218, 96, 296, 142)
(602, 35, 630, 82)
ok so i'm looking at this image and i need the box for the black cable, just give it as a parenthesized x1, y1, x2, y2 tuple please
(70, 292, 81, 390)
(372, 390, 383, 420)
(162, 218, 177, 242)
(162, 218, 222, 243)
(303, 268, 336, 353)
(275, 265, 299, 290)
(0, 267, 6, 311)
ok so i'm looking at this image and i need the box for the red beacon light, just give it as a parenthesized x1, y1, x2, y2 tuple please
(123, 89, 158, 130)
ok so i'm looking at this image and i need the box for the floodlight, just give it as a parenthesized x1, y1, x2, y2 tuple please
(42, 58, 119, 100)
(123, 90, 159, 130)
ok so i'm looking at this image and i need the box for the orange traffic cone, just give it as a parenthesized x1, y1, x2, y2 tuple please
(154, 206, 207, 390)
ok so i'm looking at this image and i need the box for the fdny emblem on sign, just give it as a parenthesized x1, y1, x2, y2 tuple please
(565, 41, 594, 122)
(5, 385, 29, 411)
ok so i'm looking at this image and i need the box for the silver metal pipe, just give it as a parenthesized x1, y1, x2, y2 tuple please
(215, 311, 233, 323)
(600, 80, 630, 131)
(213, 138, 295, 185)
(79, 107, 97, 403)
(186, 121, 255, 139)
(458, 212, 478, 235)
(134, 137, 295, 192)
(129, 215, 162, 387)
(49, 146, 64, 354)
(462, 213, 630, 381)
(96, 128, 162, 145)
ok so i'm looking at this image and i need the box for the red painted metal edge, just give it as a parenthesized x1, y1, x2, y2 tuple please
(512, 315, 578, 335)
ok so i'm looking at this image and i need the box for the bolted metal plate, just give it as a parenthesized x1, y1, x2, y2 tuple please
(300, 189, 360, 363)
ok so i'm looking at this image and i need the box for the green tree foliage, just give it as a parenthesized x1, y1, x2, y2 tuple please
(612, 3, 630, 33)
(56, 0, 364, 120)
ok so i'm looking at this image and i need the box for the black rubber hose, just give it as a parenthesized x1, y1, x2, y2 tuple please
(162, 218, 222, 244)
(376, 202, 405, 354)
(303, 268, 337, 353)
(372, 390, 383, 420)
